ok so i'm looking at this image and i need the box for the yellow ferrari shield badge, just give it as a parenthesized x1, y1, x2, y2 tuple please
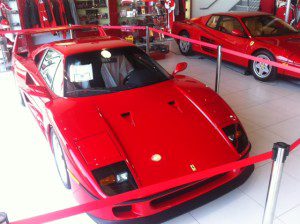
(190, 164, 197, 172)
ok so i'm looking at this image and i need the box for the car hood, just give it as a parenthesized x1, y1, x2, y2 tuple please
(50, 77, 240, 187)
(256, 34, 300, 53)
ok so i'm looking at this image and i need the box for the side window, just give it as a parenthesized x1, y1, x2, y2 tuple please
(52, 60, 64, 97)
(39, 49, 62, 87)
(207, 16, 220, 29)
(34, 50, 46, 65)
(218, 16, 245, 36)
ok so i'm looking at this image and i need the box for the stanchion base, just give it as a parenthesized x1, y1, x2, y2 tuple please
(0, 212, 9, 224)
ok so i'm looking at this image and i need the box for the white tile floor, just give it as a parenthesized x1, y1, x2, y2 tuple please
(0, 43, 300, 224)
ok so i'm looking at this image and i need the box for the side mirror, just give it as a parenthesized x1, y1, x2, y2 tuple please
(231, 29, 245, 37)
(27, 85, 51, 99)
(172, 62, 188, 76)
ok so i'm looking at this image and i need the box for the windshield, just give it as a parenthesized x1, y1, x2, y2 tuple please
(242, 15, 299, 37)
(64, 47, 170, 97)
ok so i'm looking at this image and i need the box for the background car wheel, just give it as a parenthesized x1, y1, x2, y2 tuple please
(50, 128, 71, 189)
(178, 31, 193, 56)
(250, 50, 277, 81)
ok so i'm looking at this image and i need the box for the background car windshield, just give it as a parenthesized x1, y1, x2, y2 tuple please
(65, 47, 170, 97)
(243, 15, 299, 37)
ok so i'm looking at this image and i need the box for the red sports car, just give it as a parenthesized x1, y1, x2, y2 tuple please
(13, 26, 253, 223)
(173, 12, 300, 81)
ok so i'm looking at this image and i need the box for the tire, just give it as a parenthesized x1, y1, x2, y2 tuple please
(250, 50, 277, 82)
(50, 128, 71, 189)
(178, 31, 193, 56)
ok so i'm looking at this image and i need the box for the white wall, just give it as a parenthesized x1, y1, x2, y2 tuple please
(192, 0, 240, 18)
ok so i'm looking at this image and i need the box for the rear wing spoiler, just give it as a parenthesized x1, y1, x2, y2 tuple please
(12, 25, 107, 57)
(10, 25, 106, 36)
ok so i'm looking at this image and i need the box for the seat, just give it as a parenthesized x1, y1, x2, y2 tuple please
(245, 20, 262, 36)
(101, 55, 134, 88)
(220, 20, 234, 34)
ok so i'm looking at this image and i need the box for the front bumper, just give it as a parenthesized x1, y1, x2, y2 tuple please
(88, 164, 254, 224)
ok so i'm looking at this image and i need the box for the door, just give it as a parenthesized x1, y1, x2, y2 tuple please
(214, 16, 251, 66)
(197, 15, 222, 55)
(15, 59, 41, 122)
(31, 49, 63, 133)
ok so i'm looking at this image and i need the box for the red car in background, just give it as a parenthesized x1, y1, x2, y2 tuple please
(173, 12, 300, 81)
(12, 26, 253, 223)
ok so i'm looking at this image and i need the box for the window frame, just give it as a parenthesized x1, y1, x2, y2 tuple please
(241, 15, 300, 37)
(215, 16, 249, 38)
(63, 46, 171, 98)
(206, 15, 221, 30)
(38, 48, 64, 96)
(34, 50, 47, 65)
(51, 59, 65, 97)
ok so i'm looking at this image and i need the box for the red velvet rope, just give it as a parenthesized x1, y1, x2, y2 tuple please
(10, 139, 300, 224)
(0, 25, 106, 35)
(102, 25, 146, 30)
(291, 138, 300, 151)
(149, 27, 300, 74)
(0, 25, 299, 74)
(2, 25, 299, 223)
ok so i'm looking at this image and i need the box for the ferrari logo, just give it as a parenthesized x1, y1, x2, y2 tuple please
(190, 164, 197, 172)
(250, 41, 255, 46)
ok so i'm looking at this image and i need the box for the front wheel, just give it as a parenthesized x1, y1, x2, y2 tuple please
(250, 50, 277, 82)
(178, 31, 193, 56)
(51, 128, 71, 189)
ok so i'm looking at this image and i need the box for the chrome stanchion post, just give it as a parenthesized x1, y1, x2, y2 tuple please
(0, 212, 9, 224)
(70, 30, 74, 39)
(215, 45, 222, 93)
(285, 0, 292, 23)
(69, 24, 74, 39)
(146, 26, 150, 54)
(262, 142, 290, 224)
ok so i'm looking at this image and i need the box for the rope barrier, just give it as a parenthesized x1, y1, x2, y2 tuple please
(102, 25, 146, 30)
(0, 25, 299, 223)
(8, 139, 299, 224)
(148, 27, 300, 75)
(0, 25, 299, 75)
(291, 138, 300, 151)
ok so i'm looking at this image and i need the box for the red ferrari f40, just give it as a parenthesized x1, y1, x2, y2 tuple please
(12, 26, 253, 223)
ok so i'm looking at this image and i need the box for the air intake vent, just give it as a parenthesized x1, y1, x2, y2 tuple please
(121, 112, 135, 126)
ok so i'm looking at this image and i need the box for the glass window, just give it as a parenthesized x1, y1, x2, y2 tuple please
(242, 15, 299, 37)
(34, 50, 46, 65)
(39, 50, 62, 87)
(218, 16, 245, 36)
(64, 47, 170, 97)
(52, 60, 64, 97)
(207, 15, 220, 29)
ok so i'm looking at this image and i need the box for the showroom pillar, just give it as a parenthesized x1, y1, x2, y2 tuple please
(0, 212, 9, 224)
(262, 142, 290, 224)
(215, 45, 222, 93)
(285, 0, 292, 23)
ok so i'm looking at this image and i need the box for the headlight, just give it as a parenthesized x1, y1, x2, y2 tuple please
(223, 123, 249, 154)
(92, 162, 138, 196)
